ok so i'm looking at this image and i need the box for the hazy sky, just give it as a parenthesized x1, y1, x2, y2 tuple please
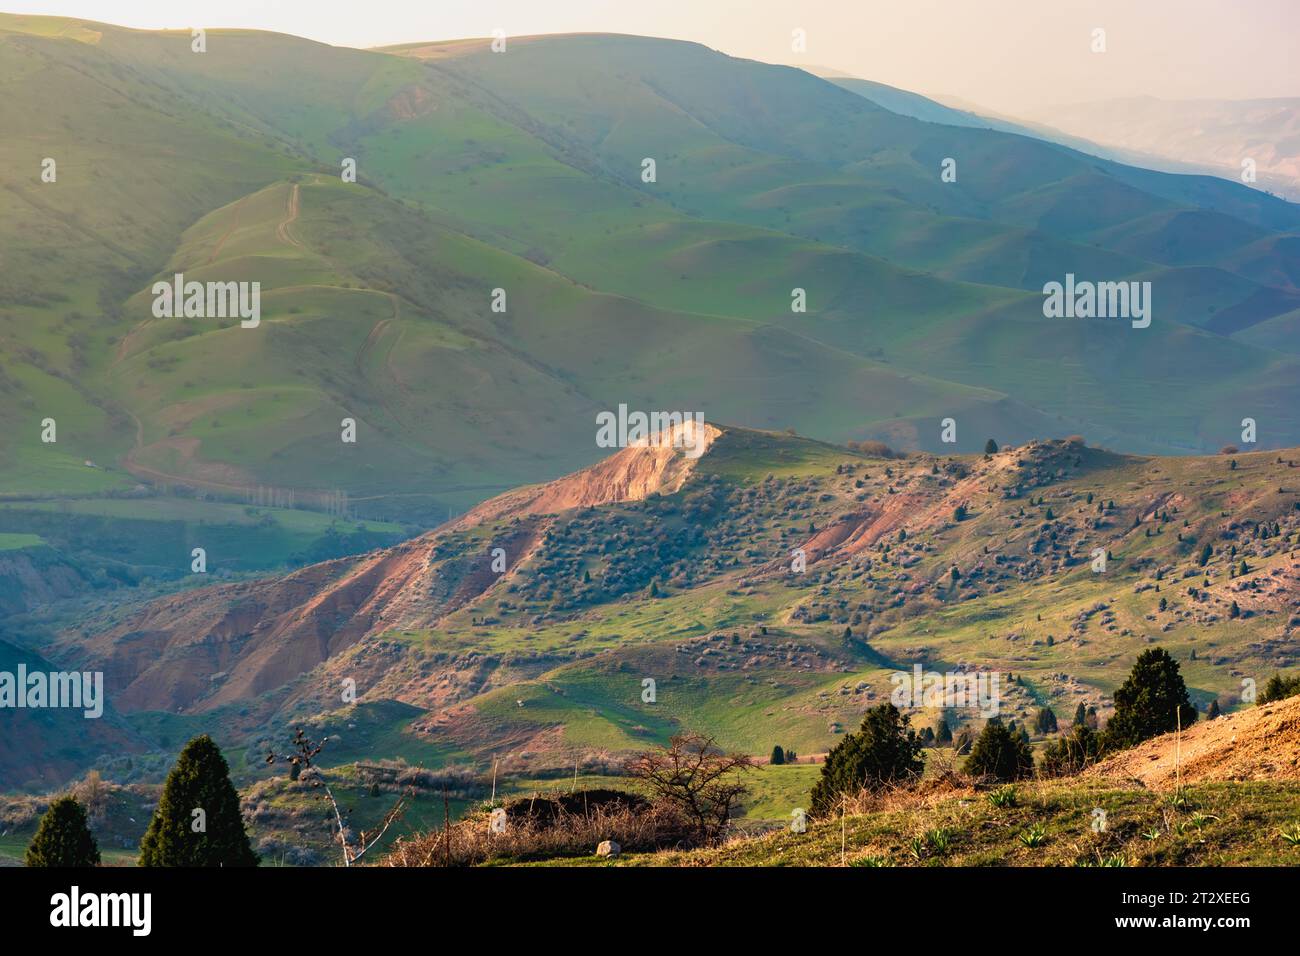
(8, 0, 1298, 113)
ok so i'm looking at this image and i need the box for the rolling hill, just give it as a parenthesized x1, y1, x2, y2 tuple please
(2, 14, 1300, 818)
(10, 421, 1295, 792)
(2, 14, 1300, 545)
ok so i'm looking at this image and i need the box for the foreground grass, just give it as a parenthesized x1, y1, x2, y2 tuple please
(533, 781, 1300, 867)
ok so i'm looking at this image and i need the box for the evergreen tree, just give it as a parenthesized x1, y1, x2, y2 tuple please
(809, 704, 924, 816)
(25, 797, 100, 867)
(139, 735, 259, 867)
(1198, 543, 1213, 567)
(983, 439, 998, 455)
(965, 718, 1034, 782)
(1032, 706, 1058, 735)
(1258, 672, 1300, 705)
(1207, 699, 1221, 720)
(1073, 702, 1088, 727)
(769, 745, 785, 766)
(1103, 648, 1197, 750)
(935, 714, 953, 745)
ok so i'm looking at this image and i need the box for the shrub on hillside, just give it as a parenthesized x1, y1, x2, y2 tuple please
(848, 440, 898, 459)
(965, 719, 1034, 782)
(1258, 672, 1300, 705)
(1039, 723, 1104, 776)
(626, 733, 754, 844)
(809, 703, 924, 816)
(383, 794, 686, 866)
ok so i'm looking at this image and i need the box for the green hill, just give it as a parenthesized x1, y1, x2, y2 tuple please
(3, 15, 1300, 542)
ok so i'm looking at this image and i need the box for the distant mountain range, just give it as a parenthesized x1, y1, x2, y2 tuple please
(821, 71, 1300, 202)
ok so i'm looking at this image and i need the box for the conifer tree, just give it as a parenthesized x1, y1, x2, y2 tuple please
(935, 714, 953, 745)
(25, 797, 100, 868)
(809, 704, 923, 816)
(139, 735, 258, 867)
(1033, 706, 1058, 735)
(965, 718, 1034, 781)
(1103, 648, 1197, 750)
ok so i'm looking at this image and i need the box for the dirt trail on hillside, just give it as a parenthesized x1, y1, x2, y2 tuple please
(1086, 696, 1300, 789)
(275, 183, 302, 247)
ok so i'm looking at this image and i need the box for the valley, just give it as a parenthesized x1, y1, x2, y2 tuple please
(0, 12, 1297, 872)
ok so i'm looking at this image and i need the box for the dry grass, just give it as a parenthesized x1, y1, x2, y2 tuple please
(1085, 695, 1300, 788)
(381, 797, 694, 866)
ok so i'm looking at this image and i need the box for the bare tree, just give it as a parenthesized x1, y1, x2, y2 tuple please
(266, 727, 411, 867)
(626, 733, 754, 844)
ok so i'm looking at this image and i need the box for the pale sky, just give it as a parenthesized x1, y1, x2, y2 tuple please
(6, 0, 1298, 113)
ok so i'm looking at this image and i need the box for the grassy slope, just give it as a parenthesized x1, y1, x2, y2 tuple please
(257, 431, 1293, 786)
(591, 780, 1300, 867)
(4, 16, 1299, 535)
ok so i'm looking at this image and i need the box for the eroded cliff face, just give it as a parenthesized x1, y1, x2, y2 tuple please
(0, 547, 87, 616)
(66, 422, 723, 714)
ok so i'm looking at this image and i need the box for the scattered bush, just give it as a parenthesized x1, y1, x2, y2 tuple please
(1039, 723, 1104, 776)
(965, 719, 1034, 782)
(1258, 672, 1300, 705)
(626, 733, 754, 844)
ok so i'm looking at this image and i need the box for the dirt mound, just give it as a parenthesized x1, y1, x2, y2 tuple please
(1085, 695, 1300, 788)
